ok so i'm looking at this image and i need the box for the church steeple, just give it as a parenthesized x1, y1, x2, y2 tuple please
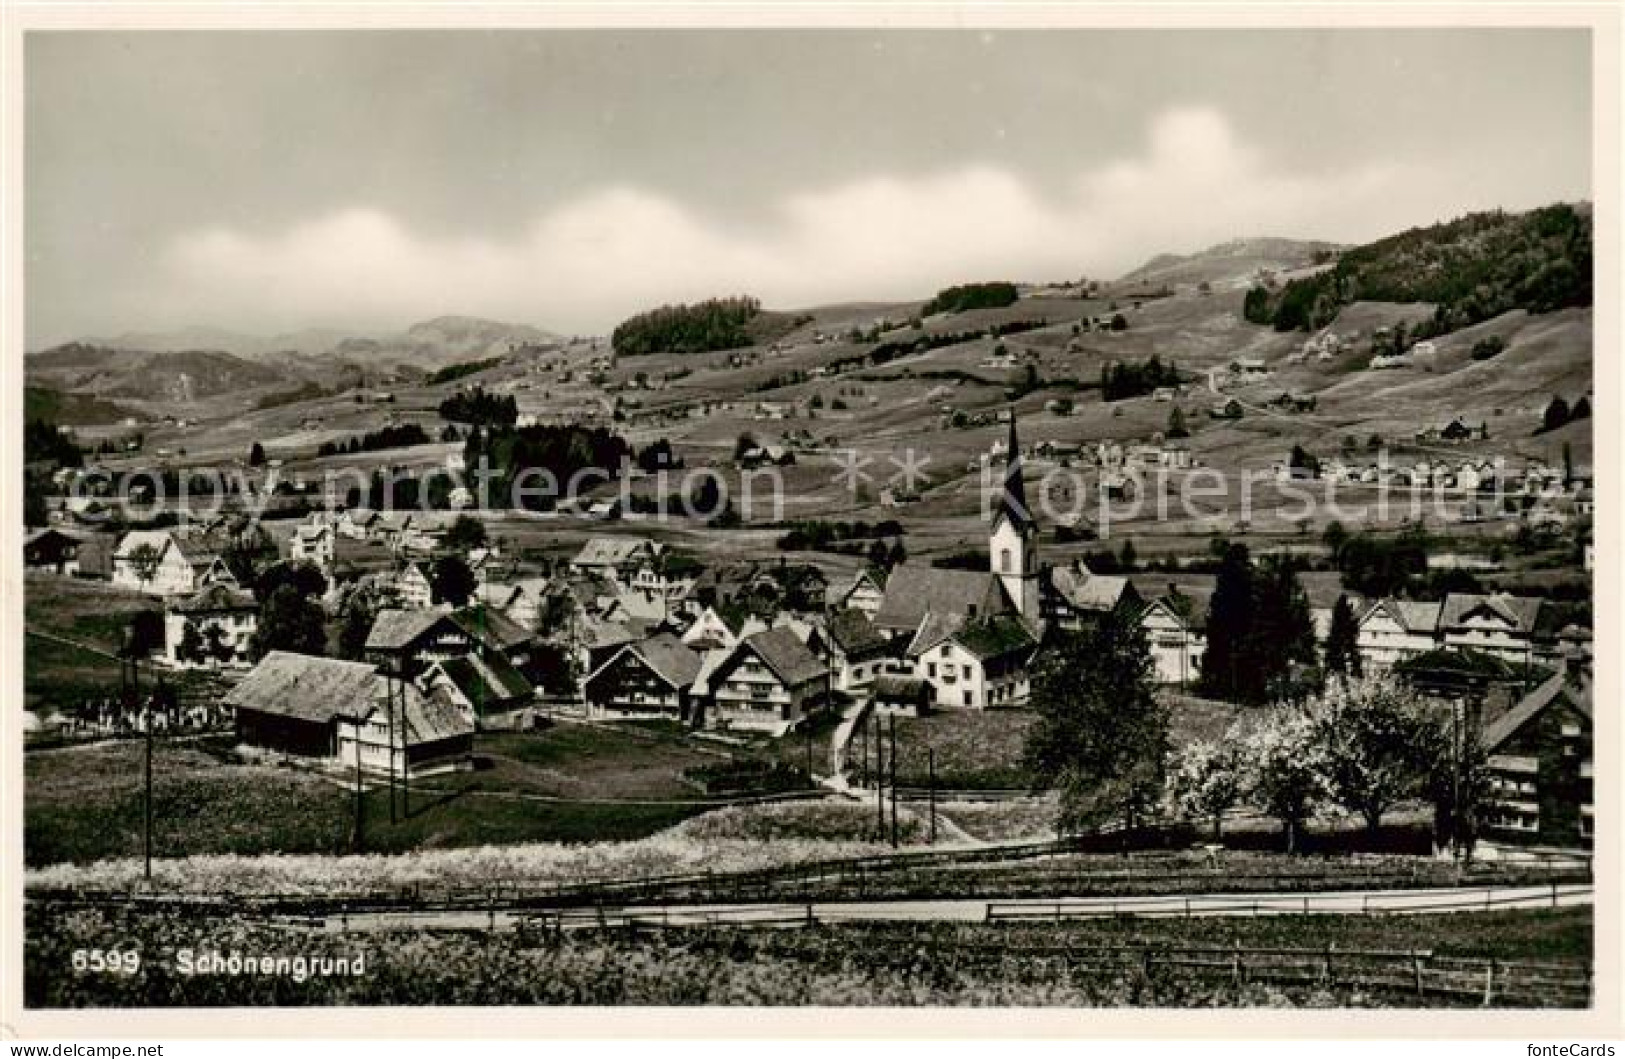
(990, 405, 1039, 622)
(998, 406, 1034, 532)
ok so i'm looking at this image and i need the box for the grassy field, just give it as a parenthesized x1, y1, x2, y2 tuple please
(24, 723, 734, 867)
(880, 709, 1037, 790)
(24, 904, 1590, 1007)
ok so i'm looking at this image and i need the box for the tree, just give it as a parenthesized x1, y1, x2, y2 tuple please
(254, 560, 327, 605)
(1024, 610, 1169, 838)
(432, 555, 477, 607)
(1166, 406, 1189, 439)
(175, 619, 206, 666)
(251, 584, 327, 659)
(1199, 542, 1257, 702)
(124, 543, 162, 589)
(1541, 396, 1571, 434)
(1418, 707, 1492, 859)
(1169, 739, 1246, 840)
(1312, 675, 1433, 835)
(337, 584, 383, 661)
(1118, 538, 1138, 572)
(1240, 705, 1327, 853)
(444, 514, 488, 553)
(1324, 594, 1363, 678)
(1251, 555, 1320, 703)
(248, 442, 266, 467)
(1110, 313, 1128, 331)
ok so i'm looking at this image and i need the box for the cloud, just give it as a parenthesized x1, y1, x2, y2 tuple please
(148, 106, 1460, 335)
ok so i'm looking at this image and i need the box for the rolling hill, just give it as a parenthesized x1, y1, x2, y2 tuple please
(1116, 237, 1343, 292)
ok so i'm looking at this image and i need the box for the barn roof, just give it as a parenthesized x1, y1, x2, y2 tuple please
(225, 651, 379, 725)
(572, 536, 656, 567)
(1482, 671, 1592, 752)
(364, 608, 452, 651)
(430, 653, 533, 708)
(169, 582, 257, 615)
(738, 626, 826, 687)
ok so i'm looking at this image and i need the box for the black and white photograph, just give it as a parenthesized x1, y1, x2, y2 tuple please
(6, 5, 1618, 1037)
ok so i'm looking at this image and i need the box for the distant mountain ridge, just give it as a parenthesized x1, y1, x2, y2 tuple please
(1117, 237, 1343, 289)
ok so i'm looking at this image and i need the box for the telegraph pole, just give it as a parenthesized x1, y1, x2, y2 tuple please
(889, 714, 899, 849)
(928, 748, 937, 845)
(386, 668, 399, 823)
(354, 735, 365, 853)
(874, 714, 885, 839)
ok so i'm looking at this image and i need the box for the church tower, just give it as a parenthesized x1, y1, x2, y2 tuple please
(989, 406, 1040, 622)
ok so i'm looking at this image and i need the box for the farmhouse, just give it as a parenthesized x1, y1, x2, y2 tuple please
(680, 603, 768, 652)
(290, 520, 336, 568)
(825, 608, 896, 693)
(905, 613, 1036, 710)
(1356, 599, 1443, 669)
(1138, 596, 1207, 687)
(24, 527, 84, 575)
(1208, 399, 1244, 420)
(335, 683, 475, 779)
(583, 631, 706, 723)
(473, 576, 555, 631)
(570, 536, 661, 582)
(826, 567, 887, 618)
(111, 530, 232, 597)
(164, 582, 259, 669)
(1439, 593, 1543, 666)
(395, 561, 436, 609)
(227, 651, 385, 761)
(364, 603, 534, 678)
(1479, 665, 1593, 850)
(705, 626, 829, 733)
(419, 653, 534, 729)
(1047, 562, 1141, 632)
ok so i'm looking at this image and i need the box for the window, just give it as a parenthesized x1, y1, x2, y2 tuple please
(1000, 548, 1012, 574)
(963, 690, 973, 707)
(962, 665, 971, 679)
(927, 663, 937, 678)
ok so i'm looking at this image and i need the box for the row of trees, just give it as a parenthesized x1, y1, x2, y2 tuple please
(1099, 354, 1182, 402)
(1199, 543, 1318, 705)
(1025, 608, 1480, 855)
(462, 422, 633, 511)
(1172, 676, 1475, 853)
(611, 295, 762, 357)
(920, 281, 1019, 316)
(439, 385, 519, 427)
(312, 423, 434, 458)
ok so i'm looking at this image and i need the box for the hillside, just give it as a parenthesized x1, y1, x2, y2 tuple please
(1117, 237, 1342, 291)
(26, 345, 295, 404)
(23, 385, 138, 426)
(1244, 203, 1592, 335)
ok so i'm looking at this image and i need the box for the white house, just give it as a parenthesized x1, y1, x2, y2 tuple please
(395, 561, 436, 609)
(905, 613, 1035, 710)
(1356, 599, 1443, 669)
(1138, 598, 1206, 687)
(112, 530, 230, 597)
(164, 582, 259, 669)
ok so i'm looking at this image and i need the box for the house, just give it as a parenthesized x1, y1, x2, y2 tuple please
(1208, 399, 1244, 420)
(1047, 562, 1141, 632)
(339, 508, 380, 540)
(229, 650, 471, 777)
(419, 653, 534, 729)
(473, 576, 555, 632)
(1438, 593, 1542, 667)
(570, 536, 661, 582)
(164, 583, 259, 669)
(290, 520, 336, 568)
(24, 528, 84, 575)
(871, 675, 932, 717)
(825, 608, 896, 693)
(704, 626, 829, 734)
(373, 512, 416, 548)
(906, 613, 1036, 710)
(680, 604, 768, 652)
(1356, 599, 1443, 669)
(111, 530, 230, 597)
(364, 603, 535, 678)
(1479, 667, 1593, 850)
(335, 681, 475, 779)
(395, 561, 436, 609)
(1229, 357, 1270, 378)
(826, 567, 887, 619)
(73, 533, 117, 580)
(583, 631, 706, 724)
(1138, 596, 1206, 687)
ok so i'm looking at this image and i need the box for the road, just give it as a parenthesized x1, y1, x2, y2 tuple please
(279, 882, 1592, 935)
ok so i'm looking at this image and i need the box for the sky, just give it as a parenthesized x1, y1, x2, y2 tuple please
(25, 28, 1593, 348)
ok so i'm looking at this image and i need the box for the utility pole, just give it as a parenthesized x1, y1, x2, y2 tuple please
(354, 733, 365, 853)
(142, 674, 153, 883)
(386, 667, 399, 823)
(874, 714, 885, 839)
(889, 713, 899, 849)
(928, 747, 937, 845)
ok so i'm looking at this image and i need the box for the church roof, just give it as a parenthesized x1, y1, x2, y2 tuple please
(994, 408, 1036, 533)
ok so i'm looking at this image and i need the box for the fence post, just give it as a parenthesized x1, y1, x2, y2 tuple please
(806, 902, 815, 928)
(1232, 941, 1243, 985)
(1323, 943, 1333, 983)
(1551, 880, 1559, 908)
(1412, 951, 1425, 999)
(1483, 959, 1496, 1007)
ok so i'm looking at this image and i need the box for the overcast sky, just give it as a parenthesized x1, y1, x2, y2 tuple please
(25, 28, 1592, 348)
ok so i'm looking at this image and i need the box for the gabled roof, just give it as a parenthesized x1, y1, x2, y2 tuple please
(1361, 598, 1443, 635)
(906, 611, 964, 657)
(827, 608, 892, 658)
(1051, 564, 1136, 613)
(619, 631, 706, 690)
(946, 614, 1037, 662)
(736, 626, 827, 687)
(1482, 671, 1592, 752)
(225, 650, 379, 725)
(450, 603, 534, 651)
(572, 536, 656, 567)
(429, 653, 533, 708)
(1440, 592, 1542, 634)
(169, 581, 257, 615)
(874, 562, 1006, 631)
(353, 681, 475, 746)
(365, 608, 454, 651)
